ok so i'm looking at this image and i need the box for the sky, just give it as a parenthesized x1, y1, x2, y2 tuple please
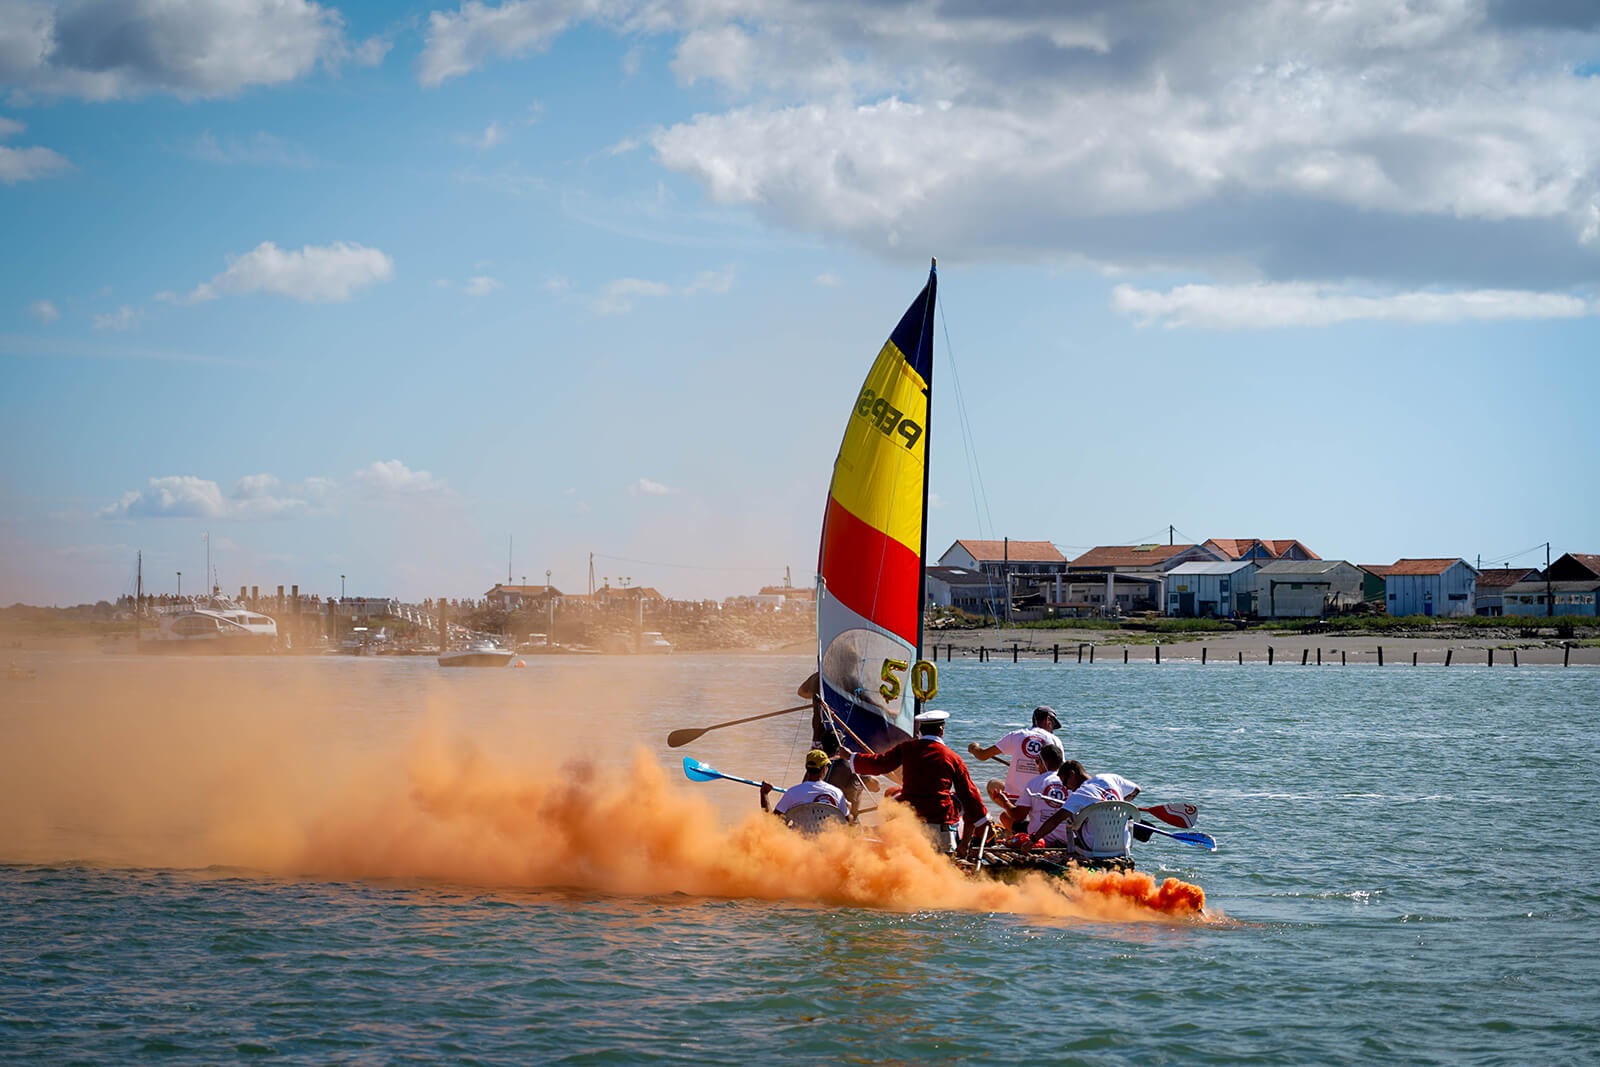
(2, 0, 1598, 607)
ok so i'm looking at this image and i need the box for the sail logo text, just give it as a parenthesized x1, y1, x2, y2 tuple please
(855, 388, 923, 450)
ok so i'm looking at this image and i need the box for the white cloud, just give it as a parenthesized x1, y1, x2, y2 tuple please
(418, 0, 597, 88)
(0, 0, 349, 100)
(92, 305, 143, 331)
(684, 269, 733, 295)
(1111, 283, 1596, 329)
(101, 462, 446, 520)
(592, 277, 672, 315)
(462, 275, 502, 296)
(629, 477, 679, 496)
(475, 120, 503, 148)
(100, 474, 307, 520)
(815, 273, 842, 287)
(182, 241, 394, 304)
(351, 459, 445, 496)
(25, 298, 58, 322)
(0, 114, 70, 182)
(350, 35, 391, 67)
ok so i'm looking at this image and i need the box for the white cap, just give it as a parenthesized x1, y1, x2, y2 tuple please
(914, 709, 950, 725)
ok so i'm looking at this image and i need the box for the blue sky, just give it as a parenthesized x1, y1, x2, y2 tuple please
(2, 0, 1598, 606)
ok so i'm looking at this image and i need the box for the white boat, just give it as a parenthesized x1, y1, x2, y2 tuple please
(140, 599, 278, 654)
(639, 631, 673, 653)
(437, 638, 516, 668)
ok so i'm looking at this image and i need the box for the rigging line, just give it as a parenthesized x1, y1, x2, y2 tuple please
(937, 290, 1004, 643)
(590, 553, 781, 573)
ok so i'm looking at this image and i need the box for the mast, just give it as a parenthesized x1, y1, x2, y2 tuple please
(913, 257, 937, 714)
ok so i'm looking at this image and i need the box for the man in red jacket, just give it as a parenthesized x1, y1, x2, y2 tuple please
(848, 709, 990, 853)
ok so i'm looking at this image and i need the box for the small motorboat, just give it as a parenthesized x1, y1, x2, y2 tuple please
(437, 638, 516, 668)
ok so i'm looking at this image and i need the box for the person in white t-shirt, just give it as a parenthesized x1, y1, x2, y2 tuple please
(761, 749, 851, 820)
(968, 705, 1062, 830)
(1012, 744, 1074, 847)
(1028, 759, 1142, 852)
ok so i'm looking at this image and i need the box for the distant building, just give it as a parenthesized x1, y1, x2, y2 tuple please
(1501, 579, 1600, 617)
(1255, 560, 1367, 618)
(1473, 568, 1540, 617)
(1201, 538, 1321, 562)
(484, 584, 562, 611)
(1357, 565, 1393, 605)
(937, 539, 1067, 579)
(924, 566, 1003, 614)
(331, 596, 400, 617)
(1549, 553, 1600, 582)
(1066, 544, 1222, 614)
(1384, 559, 1477, 618)
(1163, 560, 1258, 618)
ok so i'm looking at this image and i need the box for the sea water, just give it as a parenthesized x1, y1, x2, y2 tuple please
(2, 653, 1597, 1063)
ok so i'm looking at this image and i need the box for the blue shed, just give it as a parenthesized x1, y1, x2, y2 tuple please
(1384, 558, 1477, 617)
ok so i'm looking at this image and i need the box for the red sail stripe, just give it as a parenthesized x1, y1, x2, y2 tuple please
(820, 496, 921, 644)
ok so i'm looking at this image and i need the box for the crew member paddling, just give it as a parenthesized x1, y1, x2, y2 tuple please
(761, 749, 851, 820)
(849, 710, 989, 853)
(968, 705, 1062, 830)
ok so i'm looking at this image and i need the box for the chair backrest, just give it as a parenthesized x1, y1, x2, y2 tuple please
(1069, 800, 1139, 858)
(783, 801, 849, 835)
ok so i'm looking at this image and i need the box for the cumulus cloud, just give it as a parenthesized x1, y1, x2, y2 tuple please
(181, 241, 395, 303)
(350, 459, 445, 496)
(101, 462, 446, 520)
(592, 277, 672, 315)
(461, 275, 502, 295)
(0, 0, 349, 100)
(418, 0, 600, 87)
(92, 305, 143, 331)
(100, 474, 308, 520)
(1111, 283, 1596, 329)
(0, 114, 70, 182)
(25, 298, 58, 322)
(628, 477, 678, 496)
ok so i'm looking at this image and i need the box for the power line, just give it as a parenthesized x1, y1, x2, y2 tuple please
(590, 552, 783, 573)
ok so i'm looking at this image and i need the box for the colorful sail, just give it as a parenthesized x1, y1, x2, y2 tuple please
(816, 262, 937, 754)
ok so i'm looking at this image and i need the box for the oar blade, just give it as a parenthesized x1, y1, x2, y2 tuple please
(666, 727, 705, 748)
(1175, 830, 1217, 851)
(1142, 802, 1199, 829)
(682, 756, 722, 782)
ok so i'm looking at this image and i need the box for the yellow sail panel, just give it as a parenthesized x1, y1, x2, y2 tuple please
(827, 342, 929, 553)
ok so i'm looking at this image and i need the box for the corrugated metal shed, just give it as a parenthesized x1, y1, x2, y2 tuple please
(1255, 560, 1366, 617)
(1164, 560, 1257, 617)
(1385, 558, 1477, 617)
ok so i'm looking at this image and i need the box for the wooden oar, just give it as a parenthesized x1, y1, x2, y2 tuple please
(973, 751, 1199, 828)
(667, 703, 810, 748)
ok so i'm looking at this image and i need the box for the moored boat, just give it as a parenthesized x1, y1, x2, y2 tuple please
(437, 638, 516, 668)
(139, 599, 278, 654)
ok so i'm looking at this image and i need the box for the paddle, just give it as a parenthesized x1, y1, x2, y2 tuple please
(667, 703, 811, 748)
(972, 750, 1200, 828)
(681, 756, 783, 792)
(1024, 790, 1217, 850)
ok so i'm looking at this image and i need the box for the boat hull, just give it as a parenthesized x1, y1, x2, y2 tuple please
(137, 636, 278, 655)
(436, 651, 516, 668)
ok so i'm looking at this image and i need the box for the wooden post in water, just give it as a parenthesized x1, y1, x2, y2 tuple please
(1341, 649, 1347, 666)
(1377, 646, 1384, 667)
(1012, 645, 1019, 664)
(1123, 647, 1129, 664)
(1301, 648, 1309, 665)
(1489, 648, 1494, 667)
(1053, 643, 1059, 663)
(1513, 649, 1519, 667)
(1155, 643, 1161, 664)
(1564, 643, 1571, 667)
(1317, 647, 1322, 666)
(1077, 643, 1084, 664)
(1268, 645, 1274, 665)
(1413, 651, 1418, 666)
(1089, 644, 1095, 664)
(1202, 646, 1208, 665)
(1445, 648, 1453, 666)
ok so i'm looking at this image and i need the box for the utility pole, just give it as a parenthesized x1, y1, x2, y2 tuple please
(1170, 524, 1175, 546)
(508, 535, 513, 586)
(588, 553, 595, 596)
(1546, 542, 1553, 618)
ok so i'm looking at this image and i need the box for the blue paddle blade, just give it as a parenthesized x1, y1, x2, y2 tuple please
(682, 756, 722, 782)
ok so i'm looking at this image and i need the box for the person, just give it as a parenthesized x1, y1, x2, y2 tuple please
(848, 709, 989, 853)
(1009, 743, 1073, 848)
(967, 705, 1062, 830)
(797, 670, 827, 747)
(815, 727, 866, 814)
(760, 749, 851, 820)
(1027, 759, 1142, 853)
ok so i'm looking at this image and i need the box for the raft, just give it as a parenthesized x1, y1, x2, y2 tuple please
(957, 844, 1135, 882)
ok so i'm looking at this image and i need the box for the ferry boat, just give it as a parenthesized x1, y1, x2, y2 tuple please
(139, 599, 279, 653)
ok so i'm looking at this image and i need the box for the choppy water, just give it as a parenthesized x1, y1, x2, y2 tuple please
(3, 654, 1598, 1063)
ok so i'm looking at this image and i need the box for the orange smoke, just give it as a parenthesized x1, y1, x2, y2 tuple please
(0, 657, 1209, 923)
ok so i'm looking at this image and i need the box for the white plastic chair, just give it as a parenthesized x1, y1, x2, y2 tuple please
(782, 802, 849, 835)
(1067, 800, 1139, 859)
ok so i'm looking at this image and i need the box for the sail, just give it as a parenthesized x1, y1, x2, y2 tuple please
(816, 263, 937, 754)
